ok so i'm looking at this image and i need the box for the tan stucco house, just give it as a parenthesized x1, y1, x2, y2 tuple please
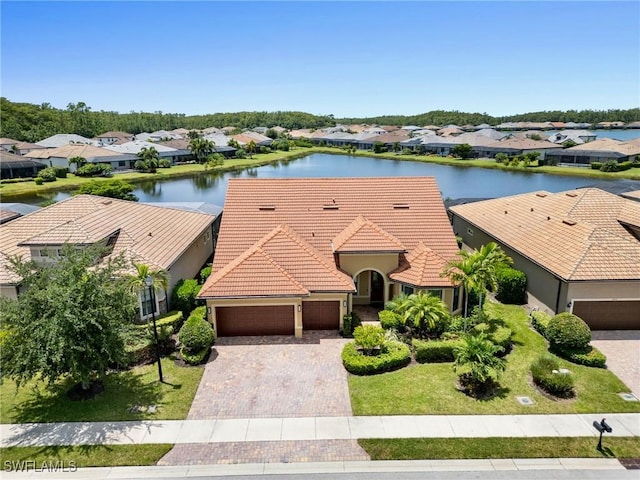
(198, 177, 461, 337)
(0, 195, 217, 320)
(449, 188, 640, 329)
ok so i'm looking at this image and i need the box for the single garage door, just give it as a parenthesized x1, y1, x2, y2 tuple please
(302, 301, 340, 330)
(572, 300, 640, 330)
(216, 305, 294, 336)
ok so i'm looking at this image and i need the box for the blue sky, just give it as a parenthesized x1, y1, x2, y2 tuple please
(1, 1, 638, 117)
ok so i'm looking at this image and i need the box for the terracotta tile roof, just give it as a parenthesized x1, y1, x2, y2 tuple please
(389, 242, 455, 288)
(0, 195, 215, 284)
(563, 138, 640, 156)
(333, 215, 406, 253)
(200, 224, 355, 298)
(26, 144, 119, 160)
(202, 177, 459, 298)
(450, 188, 640, 281)
(486, 138, 558, 150)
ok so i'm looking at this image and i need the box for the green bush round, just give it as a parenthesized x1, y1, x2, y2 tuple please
(178, 318, 214, 354)
(171, 279, 201, 315)
(530, 354, 575, 398)
(378, 310, 404, 330)
(342, 341, 410, 375)
(495, 267, 527, 305)
(547, 312, 591, 350)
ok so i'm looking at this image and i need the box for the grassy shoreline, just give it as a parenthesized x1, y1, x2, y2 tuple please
(1, 147, 638, 200)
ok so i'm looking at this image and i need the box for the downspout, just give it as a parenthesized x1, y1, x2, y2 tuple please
(554, 278, 562, 313)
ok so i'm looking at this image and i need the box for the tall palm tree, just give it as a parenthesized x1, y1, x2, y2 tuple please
(126, 263, 169, 319)
(135, 147, 160, 173)
(189, 138, 215, 164)
(441, 249, 478, 318)
(402, 291, 449, 338)
(472, 242, 513, 314)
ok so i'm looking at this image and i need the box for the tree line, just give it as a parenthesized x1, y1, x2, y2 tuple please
(1, 97, 638, 143)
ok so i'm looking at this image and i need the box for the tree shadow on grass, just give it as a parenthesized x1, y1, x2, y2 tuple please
(8, 368, 167, 424)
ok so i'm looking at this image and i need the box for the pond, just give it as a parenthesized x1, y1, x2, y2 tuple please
(17, 153, 635, 206)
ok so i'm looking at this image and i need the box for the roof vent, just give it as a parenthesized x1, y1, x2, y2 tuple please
(562, 219, 577, 226)
(322, 205, 339, 210)
(393, 203, 410, 209)
(258, 205, 276, 211)
(536, 193, 547, 198)
(566, 192, 578, 198)
(101, 200, 112, 205)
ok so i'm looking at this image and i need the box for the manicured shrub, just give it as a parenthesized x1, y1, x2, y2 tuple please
(342, 341, 411, 375)
(556, 345, 607, 368)
(38, 167, 57, 182)
(34, 177, 44, 185)
(341, 312, 361, 338)
(530, 310, 551, 338)
(171, 278, 201, 315)
(188, 306, 207, 323)
(353, 324, 385, 355)
(413, 338, 463, 363)
(158, 159, 172, 168)
(530, 354, 575, 398)
(547, 312, 591, 350)
(53, 167, 68, 178)
(600, 160, 619, 172)
(378, 310, 404, 330)
(199, 265, 212, 283)
(135, 310, 184, 341)
(590, 162, 603, 170)
(76, 163, 112, 177)
(180, 347, 210, 365)
(178, 315, 215, 365)
(495, 267, 527, 305)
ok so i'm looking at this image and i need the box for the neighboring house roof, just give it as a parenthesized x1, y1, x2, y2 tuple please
(485, 138, 558, 151)
(437, 127, 463, 136)
(0, 203, 40, 221)
(560, 138, 640, 156)
(449, 188, 640, 281)
(1, 150, 48, 168)
(0, 138, 47, 151)
(25, 144, 121, 161)
(142, 202, 223, 217)
(35, 134, 96, 147)
(103, 140, 178, 155)
(201, 177, 460, 298)
(0, 195, 215, 285)
(96, 131, 133, 139)
(474, 129, 506, 140)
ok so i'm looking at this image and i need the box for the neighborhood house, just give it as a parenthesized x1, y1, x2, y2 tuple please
(198, 177, 461, 337)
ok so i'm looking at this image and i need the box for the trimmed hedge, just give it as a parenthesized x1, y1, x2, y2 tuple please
(342, 311, 362, 338)
(181, 346, 210, 365)
(171, 279, 201, 315)
(179, 315, 215, 354)
(495, 267, 527, 305)
(378, 310, 404, 330)
(547, 312, 591, 350)
(530, 310, 551, 338)
(135, 310, 184, 331)
(489, 326, 513, 353)
(188, 306, 207, 322)
(530, 354, 575, 398)
(555, 345, 607, 368)
(413, 338, 463, 363)
(37, 167, 57, 182)
(342, 341, 411, 375)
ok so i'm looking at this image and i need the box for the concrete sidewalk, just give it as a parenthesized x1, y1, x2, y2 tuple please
(0, 458, 631, 480)
(1, 413, 639, 447)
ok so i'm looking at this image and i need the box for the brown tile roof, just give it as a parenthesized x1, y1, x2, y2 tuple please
(390, 242, 455, 288)
(0, 138, 46, 150)
(450, 188, 640, 281)
(333, 215, 406, 253)
(200, 224, 354, 298)
(564, 138, 640, 155)
(487, 138, 558, 150)
(25, 144, 119, 160)
(201, 177, 459, 298)
(0, 195, 215, 285)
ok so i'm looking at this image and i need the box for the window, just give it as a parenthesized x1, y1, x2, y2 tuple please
(39, 249, 49, 257)
(118, 161, 126, 167)
(453, 286, 461, 310)
(141, 288, 155, 316)
(467, 228, 474, 237)
(401, 285, 414, 295)
(427, 289, 442, 299)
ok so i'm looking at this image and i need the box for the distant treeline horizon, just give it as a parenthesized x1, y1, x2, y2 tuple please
(1, 97, 638, 143)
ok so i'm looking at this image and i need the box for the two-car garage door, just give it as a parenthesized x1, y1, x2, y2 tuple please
(215, 301, 341, 337)
(572, 300, 640, 330)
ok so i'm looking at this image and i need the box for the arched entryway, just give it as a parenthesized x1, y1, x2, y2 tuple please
(352, 269, 389, 308)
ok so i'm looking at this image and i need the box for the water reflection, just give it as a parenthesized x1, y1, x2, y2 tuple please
(192, 171, 222, 191)
(138, 180, 163, 197)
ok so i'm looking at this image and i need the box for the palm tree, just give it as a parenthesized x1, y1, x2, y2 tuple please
(453, 333, 506, 395)
(189, 138, 215, 163)
(402, 291, 450, 338)
(126, 263, 169, 319)
(246, 140, 257, 158)
(441, 250, 478, 318)
(472, 242, 513, 315)
(135, 147, 160, 173)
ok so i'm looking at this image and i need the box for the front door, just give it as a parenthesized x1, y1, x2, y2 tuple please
(370, 271, 384, 306)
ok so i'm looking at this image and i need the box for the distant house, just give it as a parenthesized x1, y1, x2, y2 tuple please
(0, 151, 46, 178)
(547, 130, 597, 145)
(25, 144, 135, 172)
(104, 140, 186, 164)
(35, 134, 97, 148)
(95, 131, 134, 146)
(0, 138, 47, 155)
(199, 177, 461, 337)
(544, 138, 640, 166)
(449, 188, 640, 329)
(232, 132, 272, 147)
(0, 195, 218, 319)
(477, 138, 558, 159)
(597, 121, 626, 129)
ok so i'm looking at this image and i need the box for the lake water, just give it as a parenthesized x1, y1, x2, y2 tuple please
(21, 153, 636, 206)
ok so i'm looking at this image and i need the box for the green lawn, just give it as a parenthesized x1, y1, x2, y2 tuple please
(348, 303, 640, 415)
(0, 358, 203, 423)
(359, 437, 640, 460)
(0, 445, 172, 468)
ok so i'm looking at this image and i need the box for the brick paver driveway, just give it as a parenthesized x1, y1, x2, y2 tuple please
(591, 330, 640, 399)
(187, 331, 353, 419)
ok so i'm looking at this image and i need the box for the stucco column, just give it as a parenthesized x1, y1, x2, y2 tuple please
(294, 302, 303, 338)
